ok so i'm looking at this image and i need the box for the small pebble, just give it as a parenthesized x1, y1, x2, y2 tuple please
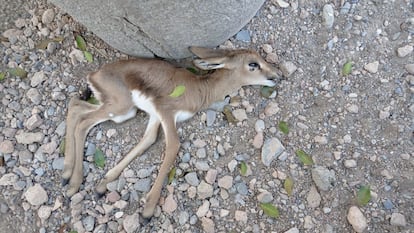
(322, 4, 335, 28)
(390, 213, 406, 226)
(397, 45, 413, 57)
(344, 159, 357, 168)
(347, 206, 367, 233)
(364, 61, 379, 73)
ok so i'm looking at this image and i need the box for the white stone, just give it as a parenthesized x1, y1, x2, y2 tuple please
(233, 109, 248, 121)
(196, 200, 210, 217)
(390, 213, 406, 226)
(31, 71, 46, 87)
(405, 64, 414, 74)
(162, 193, 177, 214)
(306, 186, 321, 208)
(201, 217, 215, 233)
(235, 210, 248, 223)
(15, 132, 44, 144)
(279, 61, 297, 77)
(264, 102, 280, 116)
(364, 61, 379, 73)
(123, 213, 140, 233)
(347, 206, 367, 233)
(322, 4, 334, 28)
(218, 176, 233, 189)
(0, 173, 18, 186)
(197, 181, 213, 199)
(42, 9, 55, 24)
(205, 169, 217, 184)
(346, 104, 359, 113)
(38, 206, 52, 220)
(261, 137, 285, 166)
(344, 159, 357, 168)
(25, 184, 48, 206)
(397, 45, 413, 57)
(0, 140, 14, 154)
(314, 135, 328, 144)
(284, 227, 299, 233)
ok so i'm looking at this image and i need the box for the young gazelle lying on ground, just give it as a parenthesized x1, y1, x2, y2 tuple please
(62, 47, 278, 218)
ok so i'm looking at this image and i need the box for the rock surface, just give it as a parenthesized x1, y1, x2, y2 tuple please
(49, 0, 266, 58)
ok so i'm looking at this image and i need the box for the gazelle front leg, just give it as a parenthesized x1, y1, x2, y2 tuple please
(142, 115, 180, 218)
(62, 97, 100, 184)
(96, 115, 161, 194)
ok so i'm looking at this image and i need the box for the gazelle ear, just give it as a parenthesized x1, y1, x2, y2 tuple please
(193, 57, 227, 70)
(189, 46, 227, 59)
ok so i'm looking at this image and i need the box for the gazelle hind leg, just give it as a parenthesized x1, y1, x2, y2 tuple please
(96, 115, 161, 194)
(62, 97, 100, 184)
(142, 115, 180, 218)
(66, 103, 137, 197)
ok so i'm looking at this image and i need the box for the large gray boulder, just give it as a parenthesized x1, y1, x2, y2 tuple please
(50, 0, 265, 58)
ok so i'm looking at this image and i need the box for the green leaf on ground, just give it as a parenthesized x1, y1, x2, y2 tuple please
(342, 61, 352, 76)
(94, 148, 106, 168)
(260, 203, 280, 218)
(0, 72, 6, 81)
(59, 139, 65, 154)
(278, 121, 289, 134)
(240, 161, 247, 176)
(261, 86, 276, 98)
(357, 185, 371, 206)
(36, 37, 64, 49)
(169, 85, 186, 97)
(75, 35, 87, 51)
(222, 105, 238, 124)
(84, 51, 93, 63)
(8, 67, 27, 78)
(284, 177, 294, 196)
(87, 96, 100, 105)
(296, 149, 314, 165)
(168, 167, 176, 184)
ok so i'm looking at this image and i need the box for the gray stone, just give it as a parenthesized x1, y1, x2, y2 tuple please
(347, 206, 367, 233)
(42, 9, 55, 24)
(123, 213, 140, 233)
(52, 157, 65, 170)
(24, 114, 43, 130)
(322, 4, 334, 28)
(197, 181, 214, 199)
(133, 178, 151, 192)
(195, 161, 210, 171)
(206, 110, 216, 127)
(15, 132, 44, 144)
(390, 213, 406, 226)
(0, 173, 18, 186)
(185, 172, 200, 186)
(279, 61, 297, 77)
(82, 215, 95, 232)
(24, 184, 48, 206)
(311, 166, 336, 191)
(31, 71, 46, 87)
(49, 0, 265, 58)
(26, 88, 42, 104)
(218, 176, 233, 189)
(85, 143, 96, 156)
(235, 182, 248, 195)
(18, 150, 33, 164)
(178, 211, 189, 225)
(261, 137, 285, 166)
(196, 148, 207, 159)
(0, 140, 14, 154)
(235, 30, 251, 42)
(306, 186, 321, 208)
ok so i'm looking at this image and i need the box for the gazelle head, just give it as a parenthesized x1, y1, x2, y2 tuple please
(190, 46, 279, 87)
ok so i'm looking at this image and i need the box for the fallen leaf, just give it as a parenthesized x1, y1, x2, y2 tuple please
(284, 177, 294, 196)
(0, 72, 6, 81)
(94, 148, 105, 168)
(342, 61, 352, 76)
(240, 161, 247, 176)
(8, 67, 27, 78)
(84, 51, 93, 63)
(278, 121, 289, 134)
(260, 203, 280, 218)
(222, 105, 238, 124)
(75, 35, 87, 51)
(168, 167, 176, 184)
(169, 85, 186, 97)
(59, 139, 65, 154)
(261, 86, 276, 98)
(87, 96, 100, 105)
(357, 185, 371, 206)
(36, 37, 64, 49)
(296, 149, 314, 165)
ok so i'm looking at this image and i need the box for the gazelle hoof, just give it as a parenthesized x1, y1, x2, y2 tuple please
(61, 178, 69, 186)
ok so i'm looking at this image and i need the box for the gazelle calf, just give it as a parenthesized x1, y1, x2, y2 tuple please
(62, 47, 278, 218)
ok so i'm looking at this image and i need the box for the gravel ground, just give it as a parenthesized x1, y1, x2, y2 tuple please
(0, 0, 413, 233)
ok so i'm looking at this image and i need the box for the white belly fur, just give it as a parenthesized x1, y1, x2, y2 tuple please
(131, 90, 157, 116)
(131, 90, 194, 123)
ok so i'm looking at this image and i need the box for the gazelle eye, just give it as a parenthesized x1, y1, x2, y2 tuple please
(248, 62, 260, 68)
